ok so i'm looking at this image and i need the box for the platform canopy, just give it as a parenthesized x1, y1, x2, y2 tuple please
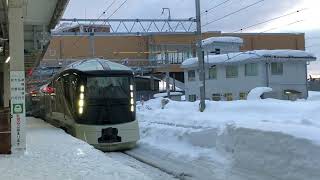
(0, 0, 69, 70)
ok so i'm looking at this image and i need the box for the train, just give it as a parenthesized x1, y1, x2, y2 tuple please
(31, 58, 139, 151)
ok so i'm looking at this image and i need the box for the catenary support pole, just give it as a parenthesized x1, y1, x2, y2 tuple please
(165, 46, 171, 98)
(195, 0, 206, 112)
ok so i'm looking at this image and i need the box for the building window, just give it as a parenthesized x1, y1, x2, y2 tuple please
(239, 92, 248, 100)
(224, 93, 233, 101)
(189, 95, 196, 102)
(271, 62, 283, 75)
(208, 66, 217, 79)
(226, 65, 238, 78)
(212, 93, 221, 101)
(245, 63, 258, 76)
(188, 70, 196, 81)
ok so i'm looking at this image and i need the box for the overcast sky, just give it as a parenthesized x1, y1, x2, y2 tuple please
(63, 0, 320, 75)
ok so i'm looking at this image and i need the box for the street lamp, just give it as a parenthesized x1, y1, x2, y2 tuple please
(161, 8, 171, 20)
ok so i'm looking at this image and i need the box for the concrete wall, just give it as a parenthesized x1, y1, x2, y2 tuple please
(184, 61, 309, 101)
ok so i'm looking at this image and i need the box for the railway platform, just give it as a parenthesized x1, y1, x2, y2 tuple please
(0, 117, 150, 180)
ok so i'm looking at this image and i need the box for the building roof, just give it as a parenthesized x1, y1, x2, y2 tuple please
(202, 36, 243, 46)
(135, 76, 161, 81)
(65, 58, 132, 72)
(181, 49, 316, 68)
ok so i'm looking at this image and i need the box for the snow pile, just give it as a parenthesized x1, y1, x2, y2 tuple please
(202, 36, 243, 46)
(181, 49, 316, 68)
(137, 97, 320, 179)
(308, 91, 320, 101)
(0, 118, 150, 180)
(247, 87, 273, 100)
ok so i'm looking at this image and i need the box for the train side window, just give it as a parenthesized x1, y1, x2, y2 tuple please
(68, 74, 79, 110)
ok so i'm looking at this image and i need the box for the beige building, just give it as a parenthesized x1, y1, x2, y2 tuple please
(43, 31, 306, 74)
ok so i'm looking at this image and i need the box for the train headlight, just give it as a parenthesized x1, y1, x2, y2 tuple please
(78, 99, 85, 107)
(80, 93, 84, 100)
(79, 107, 83, 114)
(80, 85, 85, 93)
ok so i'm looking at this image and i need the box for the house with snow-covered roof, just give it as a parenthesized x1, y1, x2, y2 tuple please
(202, 36, 243, 55)
(181, 49, 316, 101)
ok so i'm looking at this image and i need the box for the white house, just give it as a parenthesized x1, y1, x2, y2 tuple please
(202, 36, 243, 55)
(181, 49, 316, 101)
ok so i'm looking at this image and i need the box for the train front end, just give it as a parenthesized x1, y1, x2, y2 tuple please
(74, 72, 139, 151)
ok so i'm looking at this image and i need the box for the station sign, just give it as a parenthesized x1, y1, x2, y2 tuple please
(10, 71, 26, 151)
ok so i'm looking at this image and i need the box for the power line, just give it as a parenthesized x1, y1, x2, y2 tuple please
(95, 0, 117, 21)
(100, 0, 128, 27)
(71, 1, 119, 49)
(231, 8, 307, 32)
(260, 20, 304, 33)
(105, 0, 128, 20)
(201, 0, 233, 15)
(202, 0, 265, 27)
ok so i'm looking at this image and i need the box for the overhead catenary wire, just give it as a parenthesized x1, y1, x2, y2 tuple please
(259, 20, 304, 33)
(101, 0, 129, 26)
(231, 8, 308, 33)
(202, 0, 265, 27)
(201, 0, 233, 15)
(71, 0, 128, 49)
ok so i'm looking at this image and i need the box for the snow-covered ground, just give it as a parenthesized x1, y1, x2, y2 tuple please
(0, 118, 150, 180)
(137, 93, 320, 179)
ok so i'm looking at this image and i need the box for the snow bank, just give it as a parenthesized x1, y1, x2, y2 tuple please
(308, 91, 320, 101)
(202, 36, 243, 46)
(181, 49, 316, 68)
(247, 87, 273, 100)
(137, 98, 320, 179)
(0, 118, 150, 180)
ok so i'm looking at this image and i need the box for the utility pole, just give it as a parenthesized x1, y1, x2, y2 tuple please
(89, 32, 95, 58)
(165, 46, 171, 98)
(195, 0, 206, 112)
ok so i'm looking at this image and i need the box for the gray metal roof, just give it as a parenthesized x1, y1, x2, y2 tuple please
(65, 58, 132, 72)
(182, 50, 317, 68)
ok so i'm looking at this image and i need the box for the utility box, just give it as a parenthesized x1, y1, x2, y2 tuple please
(0, 108, 11, 154)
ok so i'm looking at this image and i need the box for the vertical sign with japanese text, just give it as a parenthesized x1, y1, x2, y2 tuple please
(10, 71, 26, 151)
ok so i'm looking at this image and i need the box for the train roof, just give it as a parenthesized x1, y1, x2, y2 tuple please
(64, 58, 132, 72)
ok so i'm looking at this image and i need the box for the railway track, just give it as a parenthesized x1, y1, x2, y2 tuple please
(105, 151, 181, 180)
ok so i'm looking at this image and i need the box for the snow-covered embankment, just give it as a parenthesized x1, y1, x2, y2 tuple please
(137, 96, 320, 179)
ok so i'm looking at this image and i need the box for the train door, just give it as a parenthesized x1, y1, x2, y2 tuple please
(51, 76, 65, 125)
(43, 82, 54, 120)
(63, 73, 79, 126)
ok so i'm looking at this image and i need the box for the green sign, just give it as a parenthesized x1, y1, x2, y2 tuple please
(13, 104, 23, 114)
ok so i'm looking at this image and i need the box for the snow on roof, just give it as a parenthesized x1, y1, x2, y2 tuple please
(154, 92, 183, 98)
(202, 36, 243, 46)
(135, 76, 161, 81)
(181, 49, 316, 68)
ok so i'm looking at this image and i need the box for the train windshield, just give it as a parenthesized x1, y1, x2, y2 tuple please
(79, 75, 134, 125)
(87, 76, 130, 99)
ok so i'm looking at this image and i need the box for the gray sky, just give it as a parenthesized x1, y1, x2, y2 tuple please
(63, 0, 320, 75)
